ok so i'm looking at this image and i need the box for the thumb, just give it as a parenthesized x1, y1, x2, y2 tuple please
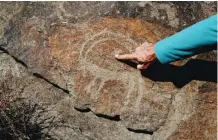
(137, 64, 150, 70)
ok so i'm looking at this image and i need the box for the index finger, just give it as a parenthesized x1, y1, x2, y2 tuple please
(115, 53, 137, 60)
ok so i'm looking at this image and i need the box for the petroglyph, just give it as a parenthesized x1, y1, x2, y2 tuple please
(1, 2, 216, 139)
(9, 17, 176, 131)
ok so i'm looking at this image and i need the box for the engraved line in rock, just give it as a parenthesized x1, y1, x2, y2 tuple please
(79, 28, 108, 56)
(134, 75, 144, 108)
(123, 76, 137, 106)
(79, 30, 138, 59)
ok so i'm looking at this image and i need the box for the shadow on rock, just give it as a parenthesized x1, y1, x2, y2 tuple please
(119, 58, 217, 88)
(140, 59, 217, 88)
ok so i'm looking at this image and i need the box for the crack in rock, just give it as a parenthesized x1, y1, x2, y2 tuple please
(0, 46, 70, 95)
(33, 73, 70, 94)
(74, 106, 92, 113)
(74, 104, 154, 135)
(127, 128, 154, 135)
(74, 105, 121, 121)
(95, 114, 121, 121)
(0, 46, 28, 68)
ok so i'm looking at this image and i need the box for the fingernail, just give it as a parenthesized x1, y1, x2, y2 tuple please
(115, 54, 119, 58)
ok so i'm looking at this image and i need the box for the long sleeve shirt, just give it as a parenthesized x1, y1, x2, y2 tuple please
(154, 14, 217, 64)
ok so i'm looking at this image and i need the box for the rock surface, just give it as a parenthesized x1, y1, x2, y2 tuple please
(0, 1, 217, 140)
(0, 50, 151, 140)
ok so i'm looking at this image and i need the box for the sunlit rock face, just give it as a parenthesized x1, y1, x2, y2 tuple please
(15, 17, 175, 132)
(0, 1, 217, 140)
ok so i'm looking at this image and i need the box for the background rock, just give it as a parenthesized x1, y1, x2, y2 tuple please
(0, 1, 217, 140)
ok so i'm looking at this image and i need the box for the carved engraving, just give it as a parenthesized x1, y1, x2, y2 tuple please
(19, 17, 175, 131)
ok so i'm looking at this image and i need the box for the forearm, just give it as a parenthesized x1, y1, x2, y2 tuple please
(154, 14, 217, 64)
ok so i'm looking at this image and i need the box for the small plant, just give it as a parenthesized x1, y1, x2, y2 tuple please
(0, 100, 55, 140)
(0, 80, 58, 140)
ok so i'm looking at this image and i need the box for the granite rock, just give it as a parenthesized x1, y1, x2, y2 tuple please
(0, 1, 217, 140)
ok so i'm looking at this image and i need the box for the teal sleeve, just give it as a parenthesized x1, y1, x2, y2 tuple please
(154, 14, 217, 64)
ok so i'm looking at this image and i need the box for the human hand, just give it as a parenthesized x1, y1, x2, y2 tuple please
(115, 42, 156, 70)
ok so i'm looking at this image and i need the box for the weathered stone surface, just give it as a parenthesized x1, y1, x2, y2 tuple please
(167, 84, 217, 140)
(3, 13, 176, 132)
(0, 1, 217, 140)
(0, 50, 151, 140)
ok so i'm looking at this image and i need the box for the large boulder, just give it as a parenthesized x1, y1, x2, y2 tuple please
(0, 1, 216, 140)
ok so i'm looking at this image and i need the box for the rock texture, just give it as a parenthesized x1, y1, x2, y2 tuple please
(0, 1, 217, 140)
(0, 50, 151, 140)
